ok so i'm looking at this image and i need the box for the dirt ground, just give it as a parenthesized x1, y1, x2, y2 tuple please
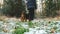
(0, 15, 60, 22)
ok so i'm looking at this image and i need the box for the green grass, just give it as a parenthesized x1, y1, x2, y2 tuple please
(28, 21, 34, 28)
(13, 27, 29, 34)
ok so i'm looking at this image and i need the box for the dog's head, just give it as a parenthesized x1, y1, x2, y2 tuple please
(21, 11, 25, 17)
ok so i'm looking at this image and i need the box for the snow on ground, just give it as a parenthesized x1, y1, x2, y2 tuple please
(0, 16, 60, 34)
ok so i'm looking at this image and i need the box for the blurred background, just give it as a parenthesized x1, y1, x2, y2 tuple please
(0, 0, 60, 34)
(0, 0, 60, 18)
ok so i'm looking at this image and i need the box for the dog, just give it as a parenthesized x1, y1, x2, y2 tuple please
(20, 11, 27, 22)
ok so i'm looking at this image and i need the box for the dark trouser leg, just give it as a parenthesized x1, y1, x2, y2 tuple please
(29, 9, 34, 21)
(26, 13, 29, 19)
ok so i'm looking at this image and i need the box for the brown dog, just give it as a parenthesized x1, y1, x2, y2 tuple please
(20, 11, 27, 22)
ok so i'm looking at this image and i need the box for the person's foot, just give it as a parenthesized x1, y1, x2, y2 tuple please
(29, 19, 34, 21)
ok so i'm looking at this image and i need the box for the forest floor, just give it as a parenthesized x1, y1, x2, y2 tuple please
(0, 15, 60, 34)
(0, 15, 60, 21)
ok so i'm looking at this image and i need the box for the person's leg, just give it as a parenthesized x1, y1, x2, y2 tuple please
(29, 8, 34, 21)
(26, 13, 29, 19)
